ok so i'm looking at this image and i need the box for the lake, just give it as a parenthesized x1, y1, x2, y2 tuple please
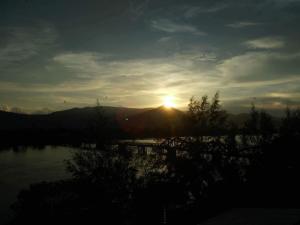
(0, 146, 75, 225)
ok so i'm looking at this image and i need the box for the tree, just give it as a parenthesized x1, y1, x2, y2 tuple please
(280, 107, 300, 136)
(188, 92, 227, 136)
(243, 103, 275, 146)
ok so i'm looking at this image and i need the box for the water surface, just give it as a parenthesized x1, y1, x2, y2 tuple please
(0, 146, 75, 224)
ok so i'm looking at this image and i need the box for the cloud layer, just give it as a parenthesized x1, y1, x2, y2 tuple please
(1, 0, 300, 114)
(245, 37, 285, 49)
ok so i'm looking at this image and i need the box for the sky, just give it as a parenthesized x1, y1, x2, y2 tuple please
(0, 0, 300, 114)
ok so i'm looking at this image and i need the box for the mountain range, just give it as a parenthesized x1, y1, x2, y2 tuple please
(0, 105, 279, 142)
(0, 105, 189, 137)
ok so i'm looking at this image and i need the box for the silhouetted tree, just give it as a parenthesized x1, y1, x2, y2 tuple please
(280, 107, 300, 136)
(188, 92, 227, 136)
(242, 104, 275, 147)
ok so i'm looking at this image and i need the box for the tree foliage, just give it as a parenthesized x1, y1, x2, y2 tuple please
(188, 92, 227, 136)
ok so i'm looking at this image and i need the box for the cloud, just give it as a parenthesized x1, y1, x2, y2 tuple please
(53, 52, 111, 79)
(0, 104, 26, 114)
(151, 19, 206, 35)
(184, 4, 227, 18)
(53, 51, 212, 81)
(226, 21, 262, 28)
(128, 0, 149, 21)
(3, 48, 300, 112)
(0, 104, 9, 112)
(224, 95, 300, 115)
(245, 37, 285, 49)
(0, 103, 53, 114)
(10, 48, 300, 111)
(0, 80, 104, 93)
(219, 51, 300, 82)
(174, 51, 217, 62)
(0, 50, 217, 108)
(157, 36, 173, 43)
(0, 25, 58, 69)
(267, 92, 300, 98)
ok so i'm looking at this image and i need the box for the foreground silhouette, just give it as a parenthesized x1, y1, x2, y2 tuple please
(8, 93, 300, 224)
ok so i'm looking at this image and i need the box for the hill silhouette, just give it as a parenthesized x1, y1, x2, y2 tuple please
(0, 106, 148, 130)
(121, 105, 189, 137)
(0, 106, 281, 129)
(0, 105, 281, 145)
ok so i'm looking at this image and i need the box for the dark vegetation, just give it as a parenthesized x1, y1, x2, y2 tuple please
(3, 93, 300, 224)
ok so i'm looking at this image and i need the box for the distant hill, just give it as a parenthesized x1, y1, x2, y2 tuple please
(46, 106, 150, 130)
(0, 110, 46, 130)
(120, 106, 189, 137)
(0, 105, 282, 140)
(0, 105, 188, 138)
(0, 106, 149, 131)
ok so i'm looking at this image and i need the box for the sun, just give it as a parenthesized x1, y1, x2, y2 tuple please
(163, 96, 176, 108)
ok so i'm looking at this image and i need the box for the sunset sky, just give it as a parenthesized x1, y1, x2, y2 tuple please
(1, 0, 300, 114)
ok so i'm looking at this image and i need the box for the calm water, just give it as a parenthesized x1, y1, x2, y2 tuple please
(0, 146, 75, 225)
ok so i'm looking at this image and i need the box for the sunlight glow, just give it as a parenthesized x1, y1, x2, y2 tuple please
(163, 96, 176, 108)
